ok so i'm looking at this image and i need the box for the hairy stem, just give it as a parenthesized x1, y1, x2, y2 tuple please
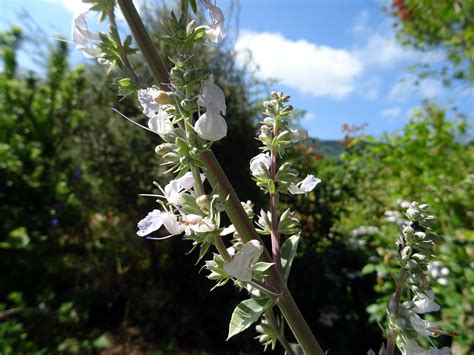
(269, 118, 282, 274)
(116, 2, 324, 353)
(214, 233, 231, 262)
(117, 0, 169, 86)
(386, 268, 406, 355)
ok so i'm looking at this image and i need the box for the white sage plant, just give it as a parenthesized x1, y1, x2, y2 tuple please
(374, 202, 457, 355)
(73, 0, 325, 353)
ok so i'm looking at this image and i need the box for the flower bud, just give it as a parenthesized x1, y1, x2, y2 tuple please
(155, 143, 175, 155)
(401, 246, 412, 261)
(196, 195, 210, 210)
(280, 105, 293, 115)
(419, 204, 430, 212)
(414, 231, 426, 239)
(411, 253, 428, 262)
(402, 225, 415, 237)
(186, 19, 196, 36)
(263, 117, 274, 126)
(153, 90, 174, 105)
(241, 200, 255, 218)
(422, 215, 436, 226)
(406, 207, 420, 221)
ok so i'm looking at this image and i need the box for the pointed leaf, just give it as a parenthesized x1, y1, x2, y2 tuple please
(280, 234, 300, 280)
(227, 298, 273, 340)
(252, 262, 275, 274)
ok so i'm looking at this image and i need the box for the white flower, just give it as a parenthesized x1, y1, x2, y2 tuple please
(180, 214, 216, 235)
(201, 0, 226, 42)
(137, 209, 163, 237)
(412, 290, 440, 314)
(194, 110, 227, 141)
(194, 74, 227, 141)
(427, 261, 449, 285)
(288, 175, 321, 195)
(224, 240, 263, 282)
(137, 88, 174, 136)
(249, 153, 272, 176)
(409, 312, 440, 337)
(138, 87, 161, 117)
(148, 109, 174, 136)
(72, 12, 108, 64)
(137, 210, 183, 238)
(197, 74, 226, 115)
(164, 172, 206, 205)
(290, 128, 308, 143)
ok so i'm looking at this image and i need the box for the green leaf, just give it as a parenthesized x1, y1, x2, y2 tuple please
(280, 234, 300, 280)
(92, 334, 111, 349)
(190, 0, 197, 14)
(252, 262, 275, 274)
(361, 264, 376, 275)
(268, 179, 275, 194)
(227, 298, 273, 340)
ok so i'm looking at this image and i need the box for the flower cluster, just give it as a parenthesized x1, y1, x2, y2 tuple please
(385, 202, 455, 354)
(250, 91, 321, 196)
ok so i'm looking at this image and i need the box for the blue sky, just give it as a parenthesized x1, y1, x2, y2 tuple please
(1, 0, 472, 139)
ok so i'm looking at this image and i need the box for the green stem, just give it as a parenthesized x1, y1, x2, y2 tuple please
(116, 2, 324, 353)
(117, 0, 169, 86)
(386, 268, 407, 355)
(214, 234, 231, 262)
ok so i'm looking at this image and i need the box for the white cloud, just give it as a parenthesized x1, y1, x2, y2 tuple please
(354, 33, 418, 69)
(235, 31, 363, 99)
(380, 107, 401, 118)
(351, 10, 370, 35)
(389, 76, 444, 101)
(357, 76, 382, 100)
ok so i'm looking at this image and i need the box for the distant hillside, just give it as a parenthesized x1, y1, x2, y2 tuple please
(306, 138, 344, 159)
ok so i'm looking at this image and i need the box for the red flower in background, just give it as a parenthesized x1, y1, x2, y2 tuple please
(393, 0, 411, 21)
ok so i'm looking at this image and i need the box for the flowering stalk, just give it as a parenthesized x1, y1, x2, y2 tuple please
(99, 0, 325, 353)
(380, 202, 456, 355)
(269, 117, 282, 273)
(385, 269, 407, 354)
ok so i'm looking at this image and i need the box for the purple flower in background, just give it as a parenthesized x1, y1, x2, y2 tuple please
(50, 218, 59, 228)
(73, 168, 83, 181)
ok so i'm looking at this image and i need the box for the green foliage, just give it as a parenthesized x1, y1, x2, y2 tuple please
(0, 14, 264, 351)
(392, 0, 474, 83)
(337, 102, 474, 351)
(227, 297, 274, 340)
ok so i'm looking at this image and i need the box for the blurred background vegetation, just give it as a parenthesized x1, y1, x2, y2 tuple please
(0, 0, 472, 354)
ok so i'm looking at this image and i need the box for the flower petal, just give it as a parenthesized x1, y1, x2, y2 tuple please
(161, 212, 183, 235)
(288, 175, 321, 194)
(138, 87, 161, 118)
(201, 0, 226, 42)
(224, 240, 263, 282)
(197, 74, 226, 115)
(194, 110, 227, 141)
(137, 209, 163, 237)
(249, 153, 271, 176)
(413, 290, 440, 314)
